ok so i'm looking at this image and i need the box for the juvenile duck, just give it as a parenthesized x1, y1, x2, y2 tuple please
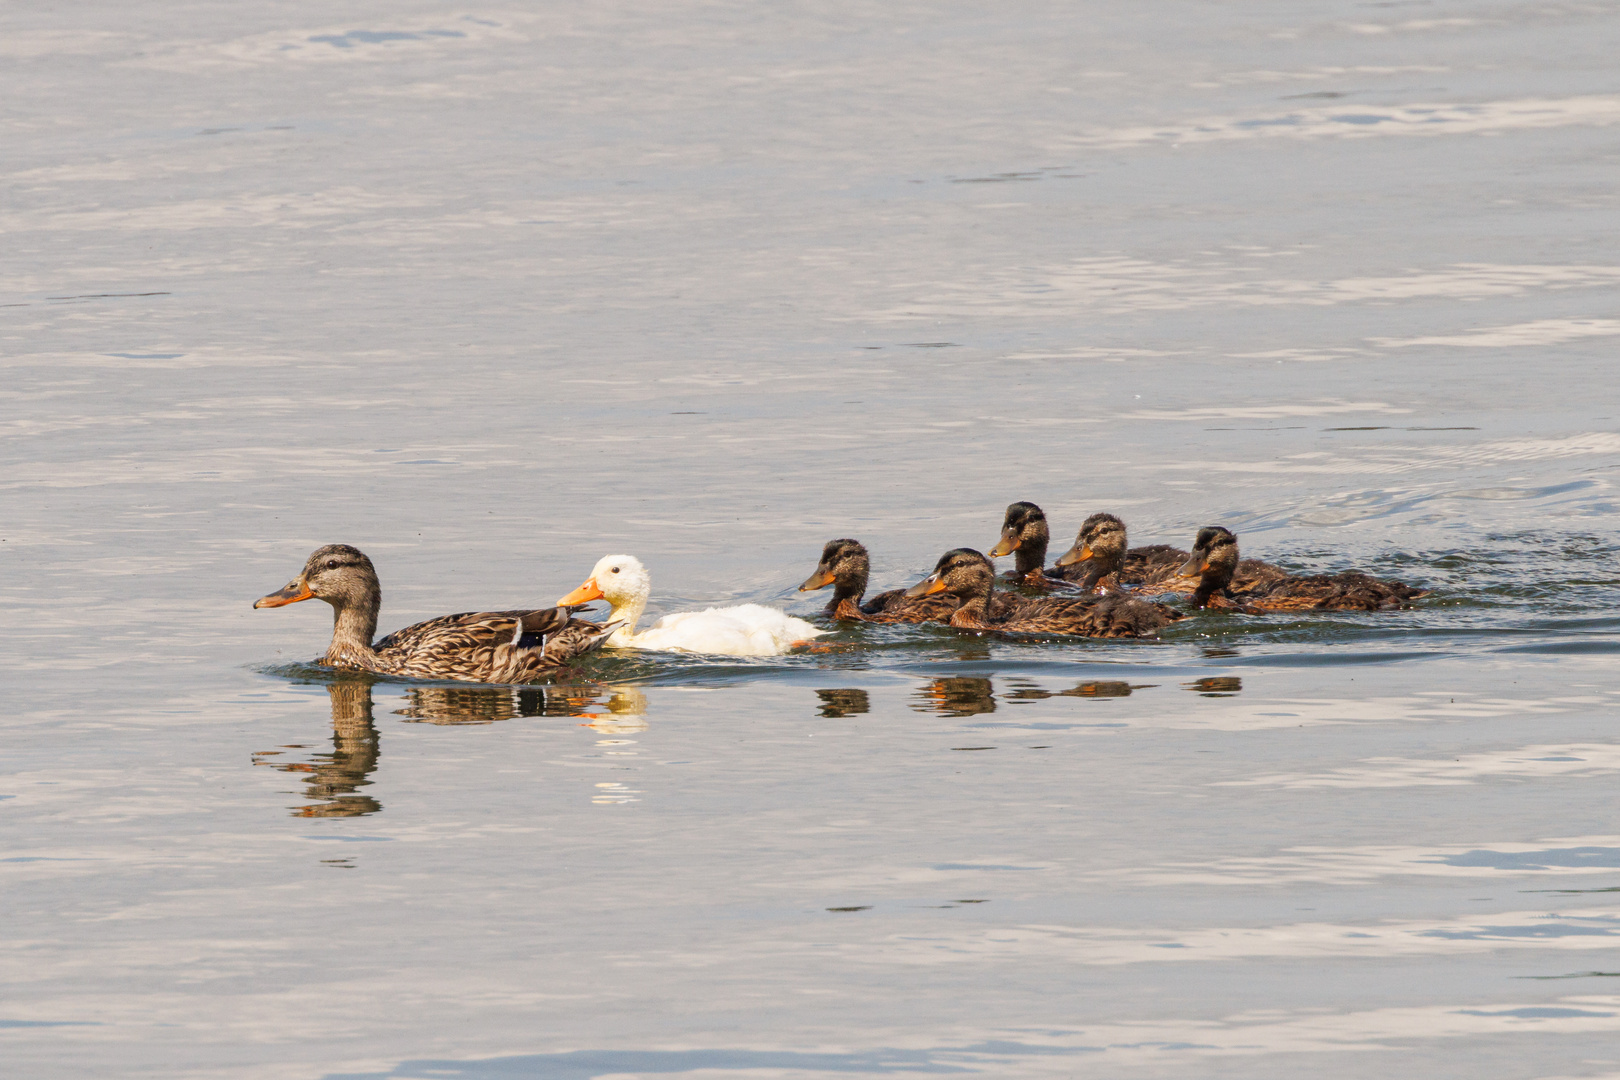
(254, 544, 613, 682)
(1179, 526, 1427, 611)
(987, 501, 1079, 590)
(797, 539, 956, 623)
(1055, 512, 1289, 594)
(907, 548, 1185, 638)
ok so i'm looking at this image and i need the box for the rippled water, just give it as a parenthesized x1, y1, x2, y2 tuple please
(5, 2, 1620, 1077)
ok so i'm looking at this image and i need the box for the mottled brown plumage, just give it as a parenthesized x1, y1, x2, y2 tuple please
(1054, 512, 1286, 594)
(908, 548, 1185, 638)
(798, 538, 959, 623)
(1181, 527, 1427, 612)
(254, 544, 614, 682)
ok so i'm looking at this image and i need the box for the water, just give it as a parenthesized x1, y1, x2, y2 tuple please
(4, 1, 1620, 1076)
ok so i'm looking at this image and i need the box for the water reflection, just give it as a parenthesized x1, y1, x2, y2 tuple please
(816, 688, 871, 717)
(1004, 679, 1148, 700)
(1185, 676, 1243, 697)
(913, 678, 997, 716)
(253, 681, 382, 818)
(255, 680, 652, 818)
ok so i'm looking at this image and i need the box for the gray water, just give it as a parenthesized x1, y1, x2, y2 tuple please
(5, 2, 1620, 1077)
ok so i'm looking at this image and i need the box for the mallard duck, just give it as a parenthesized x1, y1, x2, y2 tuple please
(254, 544, 613, 682)
(986, 501, 1085, 590)
(1054, 512, 1289, 594)
(797, 539, 958, 622)
(557, 555, 823, 656)
(1179, 526, 1428, 611)
(907, 548, 1185, 638)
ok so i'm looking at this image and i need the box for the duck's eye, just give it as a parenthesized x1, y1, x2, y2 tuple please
(610, 566, 620, 574)
(326, 560, 339, 570)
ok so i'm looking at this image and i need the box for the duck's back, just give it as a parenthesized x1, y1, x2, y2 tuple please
(1237, 572, 1426, 611)
(638, 604, 823, 655)
(967, 592, 1183, 639)
(373, 608, 611, 681)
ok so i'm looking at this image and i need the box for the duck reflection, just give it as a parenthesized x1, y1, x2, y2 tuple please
(913, 677, 997, 716)
(395, 684, 634, 724)
(816, 688, 871, 717)
(253, 680, 383, 818)
(1185, 676, 1242, 697)
(1004, 679, 1143, 700)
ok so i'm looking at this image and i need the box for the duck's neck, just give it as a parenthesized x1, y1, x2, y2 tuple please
(951, 578, 999, 626)
(829, 572, 867, 614)
(1014, 533, 1048, 579)
(1191, 563, 1234, 610)
(603, 588, 650, 645)
(325, 593, 381, 667)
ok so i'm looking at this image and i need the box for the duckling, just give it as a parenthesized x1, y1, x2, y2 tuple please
(1179, 526, 1427, 611)
(254, 544, 613, 682)
(1055, 512, 1290, 594)
(797, 539, 956, 622)
(558, 555, 823, 656)
(907, 548, 1185, 638)
(987, 501, 1082, 590)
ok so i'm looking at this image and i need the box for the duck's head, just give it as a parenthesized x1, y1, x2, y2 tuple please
(1055, 512, 1126, 571)
(799, 539, 869, 600)
(255, 544, 380, 613)
(987, 501, 1050, 573)
(906, 547, 994, 601)
(1180, 526, 1240, 588)
(558, 554, 651, 611)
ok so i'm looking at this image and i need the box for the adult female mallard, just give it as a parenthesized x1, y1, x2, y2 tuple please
(254, 544, 613, 682)
(558, 555, 822, 656)
(1178, 526, 1428, 611)
(797, 539, 956, 622)
(907, 548, 1184, 638)
(1054, 512, 1288, 594)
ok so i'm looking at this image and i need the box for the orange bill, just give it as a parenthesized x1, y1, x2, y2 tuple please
(987, 529, 1020, 558)
(904, 573, 946, 598)
(799, 566, 837, 592)
(557, 577, 605, 606)
(1054, 542, 1092, 567)
(255, 579, 313, 608)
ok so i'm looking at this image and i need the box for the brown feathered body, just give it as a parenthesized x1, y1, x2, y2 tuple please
(1183, 527, 1427, 612)
(912, 548, 1185, 638)
(255, 545, 614, 683)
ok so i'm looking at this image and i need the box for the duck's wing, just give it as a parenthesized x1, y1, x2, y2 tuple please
(1121, 545, 1192, 585)
(995, 592, 1185, 638)
(377, 608, 608, 681)
(862, 587, 957, 623)
(1238, 572, 1425, 611)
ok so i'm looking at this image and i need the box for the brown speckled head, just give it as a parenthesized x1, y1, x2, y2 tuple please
(800, 538, 870, 608)
(256, 544, 383, 646)
(907, 547, 995, 602)
(1184, 526, 1239, 606)
(988, 501, 1050, 577)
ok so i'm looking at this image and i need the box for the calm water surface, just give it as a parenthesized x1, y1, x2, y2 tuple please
(4, 2, 1620, 1077)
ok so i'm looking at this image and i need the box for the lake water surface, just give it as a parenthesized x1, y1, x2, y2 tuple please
(4, 2, 1620, 1078)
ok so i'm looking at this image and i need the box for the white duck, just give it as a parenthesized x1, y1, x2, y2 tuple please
(557, 555, 825, 657)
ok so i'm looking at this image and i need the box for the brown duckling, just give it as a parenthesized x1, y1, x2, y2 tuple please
(255, 544, 614, 682)
(987, 501, 1082, 590)
(798, 538, 956, 623)
(1179, 526, 1428, 611)
(1055, 512, 1290, 594)
(907, 548, 1185, 638)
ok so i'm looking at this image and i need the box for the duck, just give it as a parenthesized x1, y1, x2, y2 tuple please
(1054, 512, 1289, 594)
(253, 544, 614, 682)
(986, 502, 1084, 590)
(1178, 526, 1428, 611)
(557, 554, 824, 656)
(906, 548, 1185, 638)
(797, 539, 957, 622)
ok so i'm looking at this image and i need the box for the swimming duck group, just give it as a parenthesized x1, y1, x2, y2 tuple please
(254, 500, 1427, 683)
